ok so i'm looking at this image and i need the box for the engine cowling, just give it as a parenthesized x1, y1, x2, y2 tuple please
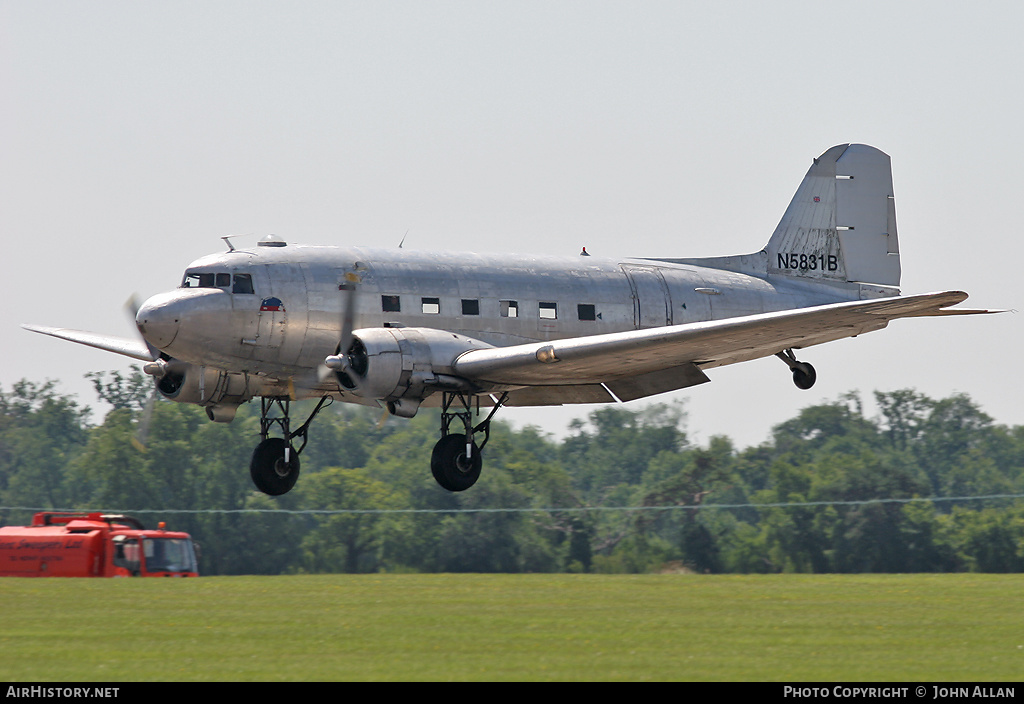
(332, 328, 494, 415)
(154, 361, 254, 422)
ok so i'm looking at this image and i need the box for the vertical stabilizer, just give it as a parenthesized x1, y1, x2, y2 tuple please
(662, 144, 901, 292)
(766, 143, 901, 287)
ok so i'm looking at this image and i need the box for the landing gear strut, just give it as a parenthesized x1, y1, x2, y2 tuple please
(776, 349, 817, 390)
(250, 396, 331, 495)
(430, 391, 508, 492)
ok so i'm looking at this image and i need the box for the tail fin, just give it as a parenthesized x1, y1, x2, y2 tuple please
(766, 143, 900, 287)
(664, 144, 901, 291)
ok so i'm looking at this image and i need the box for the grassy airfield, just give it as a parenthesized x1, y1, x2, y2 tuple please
(1, 573, 1021, 681)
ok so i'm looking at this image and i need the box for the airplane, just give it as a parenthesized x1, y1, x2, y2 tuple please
(24, 144, 997, 495)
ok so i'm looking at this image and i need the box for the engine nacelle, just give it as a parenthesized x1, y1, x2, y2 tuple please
(155, 362, 254, 422)
(335, 328, 494, 411)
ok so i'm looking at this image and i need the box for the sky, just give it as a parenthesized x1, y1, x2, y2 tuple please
(1, 1, 1021, 450)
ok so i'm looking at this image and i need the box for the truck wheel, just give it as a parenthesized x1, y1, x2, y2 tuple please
(250, 438, 300, 495)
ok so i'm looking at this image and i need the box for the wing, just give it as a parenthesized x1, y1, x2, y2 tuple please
(22, 324, 153, 361)
(453, 291, 997, 404)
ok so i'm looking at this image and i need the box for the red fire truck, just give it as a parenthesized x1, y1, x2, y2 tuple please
(0, 512, 198, 577)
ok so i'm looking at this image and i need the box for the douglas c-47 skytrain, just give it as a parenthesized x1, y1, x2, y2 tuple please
(25, 145, 997, 495)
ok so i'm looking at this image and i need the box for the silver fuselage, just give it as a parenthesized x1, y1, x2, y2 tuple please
(137, 241, 860, 395)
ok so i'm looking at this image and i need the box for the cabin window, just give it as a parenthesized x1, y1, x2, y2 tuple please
(462, 299, 480, 316)
(215, 273, 231, 287)
(500, 300, 519, 318)
(578, 303, 596, 321)
(382, 295, 401, 312)
(421, 297, 440, 314)
(539, 302, 557, 319)
(233, 274, 254, 294)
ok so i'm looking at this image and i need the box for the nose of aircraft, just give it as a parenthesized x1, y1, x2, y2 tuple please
(136, 291, 182, 349)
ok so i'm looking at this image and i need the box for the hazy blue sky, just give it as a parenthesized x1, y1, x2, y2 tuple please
(2, 2, 1020, 447)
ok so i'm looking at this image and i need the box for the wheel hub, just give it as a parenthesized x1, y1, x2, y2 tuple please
(273, 458, 292, 478)
(454, 452, 474, 474)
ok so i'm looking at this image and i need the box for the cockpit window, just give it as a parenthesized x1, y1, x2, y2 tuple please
(182, 272, 216, 288)
(233, 274, 254, 294)
(181, 271, 254, 294)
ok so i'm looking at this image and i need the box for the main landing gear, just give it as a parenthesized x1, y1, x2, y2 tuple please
(430, 391, 508, 492)
(250, 396, 331, 495)
(249, 392, 510, 496)
(776, 348, 817, 390)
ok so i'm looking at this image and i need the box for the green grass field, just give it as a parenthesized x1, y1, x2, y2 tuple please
(1, 573, 1021, 681)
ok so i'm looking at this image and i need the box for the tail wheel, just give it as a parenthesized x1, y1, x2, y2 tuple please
(250, 437, 301, 495)
(792, 363, 817, 390)
(431, 433, 482, 492)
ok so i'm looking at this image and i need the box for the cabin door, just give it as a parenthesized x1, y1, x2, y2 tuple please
(621, 265, 672, 329)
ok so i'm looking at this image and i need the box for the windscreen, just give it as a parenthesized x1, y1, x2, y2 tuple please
(182, 271, 254, 294)
(143, 537, 198, 574)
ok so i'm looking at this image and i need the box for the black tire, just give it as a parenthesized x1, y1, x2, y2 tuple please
(792, 363, 817, 390)
(430, 433, 482, 492)
(250, 437, 301, 495)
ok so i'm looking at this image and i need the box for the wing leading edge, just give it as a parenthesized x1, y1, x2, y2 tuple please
(21, 324, 152, 362)
(453, 291, 996, 403)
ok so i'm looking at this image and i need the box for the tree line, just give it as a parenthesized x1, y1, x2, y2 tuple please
(1, 370, 1022, 574)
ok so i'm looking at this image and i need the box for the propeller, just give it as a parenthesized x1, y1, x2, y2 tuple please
(124, 294, 173, 451)
(322, 267, 364, 390)
(130, 392, 156, 452)
(288, 265, 364, 399)
(125, 294, 163, 363)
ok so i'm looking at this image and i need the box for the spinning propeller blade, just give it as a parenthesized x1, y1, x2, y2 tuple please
(125, 294, 162, 363)
(124, 294, 165, 451)
(131, 392, 156, 452)
(323, 267, 364, 390)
